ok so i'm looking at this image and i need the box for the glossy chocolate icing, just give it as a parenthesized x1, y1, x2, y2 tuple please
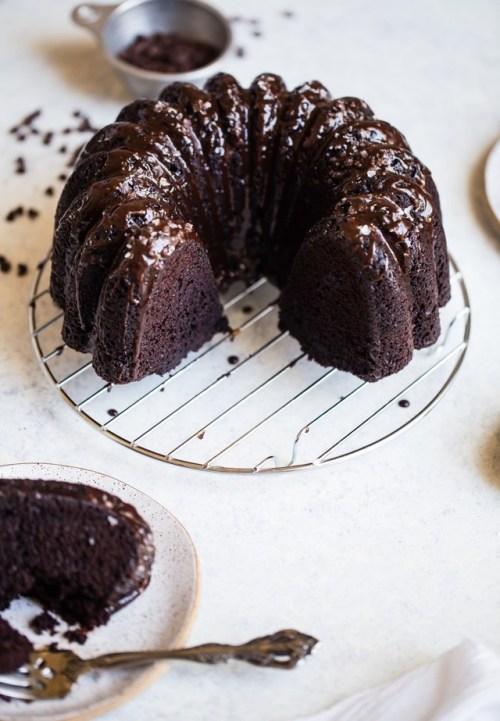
(51, 73, 450, 384)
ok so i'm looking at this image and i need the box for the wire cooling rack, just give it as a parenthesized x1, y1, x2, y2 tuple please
(29, 255, 470, 473)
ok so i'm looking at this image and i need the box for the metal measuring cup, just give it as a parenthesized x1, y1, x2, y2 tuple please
(72, 0, 232, 97)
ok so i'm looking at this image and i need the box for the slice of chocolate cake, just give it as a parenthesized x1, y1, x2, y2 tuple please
(0, 479, 154, 630)
(0, 618, 33, 674)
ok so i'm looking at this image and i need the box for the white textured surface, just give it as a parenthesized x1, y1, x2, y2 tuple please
(0, 1, 500, 720)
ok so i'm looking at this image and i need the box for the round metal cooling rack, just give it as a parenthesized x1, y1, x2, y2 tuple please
(29, 255, 470, 474)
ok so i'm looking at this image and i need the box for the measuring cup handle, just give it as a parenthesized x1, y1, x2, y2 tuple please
(71, 3, 117, 34)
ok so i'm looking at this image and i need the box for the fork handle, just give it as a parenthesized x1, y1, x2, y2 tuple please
(89, 629, 318, 671)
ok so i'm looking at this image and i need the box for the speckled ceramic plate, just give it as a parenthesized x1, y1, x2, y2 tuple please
(0, 463, 199, 721)
(485, 137, 500, 226)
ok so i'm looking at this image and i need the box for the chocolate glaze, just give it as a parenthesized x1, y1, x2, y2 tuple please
(50, 73, 450, 384)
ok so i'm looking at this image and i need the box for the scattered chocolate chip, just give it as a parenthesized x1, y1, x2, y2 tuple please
(242, 305, 253, 314)
(22, 109, 42, 127)
(252, 30, 262, 37)
(5, 206, 24, 222)
(15, 157, 26, 174)
(64, 628, 87, 645)
(36, 260, 45, 270)
(30, 611, 59, 635)
(197, 431, 205, 440)
(9, 108, 42, 142)
(227, 355, 239, 365)
(0, 256, 12, 273)
(62, 127, 72, 134)
(160, 386, 165, 392)
(27, 208, 40, 219)
(398, 399, 410, 408)
(282, 9, 294, 18)
(58, 145, 67, 154)
(72, 110, 82, 118)
(42, 131, 53, 145)
(17, 263, 28, 277)
(119, 32, 219, 74)
(58, 173, 67, 181)
(45, 186, 55, 196)
(107, 408, 119, 417)
(235, 46, 246, 58)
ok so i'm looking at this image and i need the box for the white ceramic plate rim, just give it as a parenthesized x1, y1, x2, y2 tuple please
(485, 137, 500, 225)
(0, 462, 200, 721)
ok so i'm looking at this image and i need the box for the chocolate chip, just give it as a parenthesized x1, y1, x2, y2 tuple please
(398, 399, 410, 408)
(21, 109, 42, 126)
(15, 157, 26, 174)
(42, 131, 53, 145)
(45, 186, 55, 196)
(235, 46, 246, 58)
(242, 305, 253, 314)
(0, 256, 12, 273)
(17, 263, 28, 277)
(27, 208, 39, 219)
(5, 206, 24, 222)
(58, 173, 67, 181)
(227, 355, 239, 365)
(282, 9, 294, 18)
(107, 408, 119, 417)
(252, 30, 262, 37)
(58, 145, 67, 154)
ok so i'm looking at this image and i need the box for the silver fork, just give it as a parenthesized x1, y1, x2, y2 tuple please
(0, 629, 318, 701)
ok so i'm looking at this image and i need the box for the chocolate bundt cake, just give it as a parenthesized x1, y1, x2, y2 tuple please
(51, 73, 450, 384)
(0, 479, 154, 629)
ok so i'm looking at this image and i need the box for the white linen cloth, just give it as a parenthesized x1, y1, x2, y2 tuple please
(302, 641, 500, 721)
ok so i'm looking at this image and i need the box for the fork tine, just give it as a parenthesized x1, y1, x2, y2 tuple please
(0, 672, 31, 687)
(0, 681, 35, 701)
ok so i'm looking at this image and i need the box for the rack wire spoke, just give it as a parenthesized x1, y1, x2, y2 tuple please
(317, 341, 467, 462)
(29, 255, 470, 473)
